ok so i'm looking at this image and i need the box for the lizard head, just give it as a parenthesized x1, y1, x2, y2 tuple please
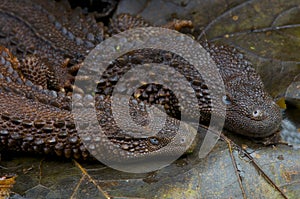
(220, 66, 282, 138)
(204, 43, 282, 137)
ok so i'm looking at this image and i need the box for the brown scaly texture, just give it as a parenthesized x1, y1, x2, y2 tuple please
(0, 0, 105, 91)
(0, 0, 282, 159)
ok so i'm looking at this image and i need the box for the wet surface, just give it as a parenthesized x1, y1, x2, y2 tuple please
(282, 104, 300, 148)
(285, 79, 300, 109)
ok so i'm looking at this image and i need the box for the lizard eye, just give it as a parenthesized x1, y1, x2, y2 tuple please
(149, 137, 159, 145)
(222, 95, 231, 105)
(252, 109, 262, 118)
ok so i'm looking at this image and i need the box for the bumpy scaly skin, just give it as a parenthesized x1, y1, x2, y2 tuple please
(0, 1, 282, 159)
(0, 0, 105, 90)
(202, 42, 282, 137)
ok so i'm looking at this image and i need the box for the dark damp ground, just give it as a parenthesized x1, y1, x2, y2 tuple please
(282, 104, 300, 148)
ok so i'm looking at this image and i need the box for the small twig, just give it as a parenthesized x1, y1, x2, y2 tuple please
(70, 175, 86, 199)
(220, 134, 288, 199)
(38, 159, 45, 184)
(223, 135, 247, 199)
(73, 160, 111, 199)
